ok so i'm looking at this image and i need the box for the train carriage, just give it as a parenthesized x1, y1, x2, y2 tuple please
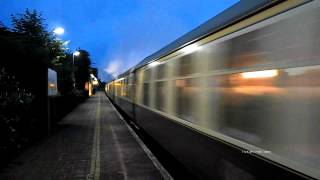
(106, 0, 320, 179)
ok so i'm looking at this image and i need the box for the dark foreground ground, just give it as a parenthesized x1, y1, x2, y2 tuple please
(0, 92, 165, 180)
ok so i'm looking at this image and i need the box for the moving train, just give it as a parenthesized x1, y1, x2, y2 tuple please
(105, 0, 320, 179)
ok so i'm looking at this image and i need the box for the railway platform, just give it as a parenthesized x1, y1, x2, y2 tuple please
(0, 92, 170, 180)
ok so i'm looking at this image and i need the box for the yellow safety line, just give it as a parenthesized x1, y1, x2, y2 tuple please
(106, 97, 173, 180)
(88, 94, 101, 180)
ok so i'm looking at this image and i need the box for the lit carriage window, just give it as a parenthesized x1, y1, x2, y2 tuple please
(174, 78, 201, 123)
(156, 64, 167, 79)
(128, 74, 134, 100)
(205, 64, 320, 177)
(123, 78, 126, 97)
(125, 77, 128, 98)
(142, 83, 149, 106)
(126, 77, 129, 98)
(206, 42, 229, 71)
(143, 69, 151, 82)
(121, 79, 125, 97)
(155, 81, 167, 111)
(175, 54, 199, 76)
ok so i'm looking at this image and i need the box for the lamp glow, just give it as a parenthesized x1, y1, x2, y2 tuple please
(73, 51, 80, 56)
(149, 61, 160, 67)
(92, 80, 99, 85)
(53, 27, 64, 35)
(115, 77, 124, 82)
(241, 70, 278, 79)
(181, 44, 201, 54)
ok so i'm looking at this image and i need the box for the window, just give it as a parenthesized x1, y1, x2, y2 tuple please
(156, 64, 167, 79)
(175, 54, 198, 76)
(142, 83, 149, 106)
(174, 78, 201, 123)
(205, 65, 320, 175)
(155, 81, 167, 111)
(143, 68, 151, 82)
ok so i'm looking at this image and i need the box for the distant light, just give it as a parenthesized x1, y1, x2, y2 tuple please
(175, 80, 186, 87)
(115, 77, 124, 82)
(241, 70, 278, 79)
(53, 27, 64, 35)
(181, 44, 201, 54)
(92, 80, 99, 85)
(48, 83, 55, 87)
(73, 51, 80, 56)
(149, 61, 160, 67)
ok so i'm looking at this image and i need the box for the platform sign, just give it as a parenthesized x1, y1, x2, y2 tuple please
(48, 68, 58, 96)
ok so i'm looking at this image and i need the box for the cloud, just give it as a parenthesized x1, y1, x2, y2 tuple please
(104, 60, 122, 78)
(102, 51, 140, 78)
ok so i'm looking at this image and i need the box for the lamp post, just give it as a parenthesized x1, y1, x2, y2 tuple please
(72, 51, 80, 88)
(53, 27, 64, 35)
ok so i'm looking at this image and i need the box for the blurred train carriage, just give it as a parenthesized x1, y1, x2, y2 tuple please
(106, 0, 320, 179)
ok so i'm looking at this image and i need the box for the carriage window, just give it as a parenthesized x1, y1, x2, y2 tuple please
(175, 54, 198, 76)
(205, 42, 229, 71)
(121, 80, 125, 97)
(124, 77, 128, 98)
(174, 78, 201, 123)
(136, 70, 143, 84)
(156, 64, 167, 79)
(115, 81, 121, 97)
(142, 83, 149, 106)
(204, 65, 320, 176)
(155, 81, 167, 111)
(143, 69, 151, 82)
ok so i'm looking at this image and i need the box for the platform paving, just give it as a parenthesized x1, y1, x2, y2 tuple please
(0, 92, 164, 180)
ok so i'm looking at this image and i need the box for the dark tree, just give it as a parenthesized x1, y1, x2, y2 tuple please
(10, 9, 95, 95)
(0, 9, 96, 164)
(49, 40, 67, 68)
(11, 9, 66, 68)
(90, 67, 98, 78)
(0, 21, 7, 31)
(11, 9, 50, 45)
(74, 50, 91, 92)
(11, 9, 50, 48)
(55, 53, 74, 95)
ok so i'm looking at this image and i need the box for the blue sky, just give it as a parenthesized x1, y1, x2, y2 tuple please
(0, 0, 238, 81)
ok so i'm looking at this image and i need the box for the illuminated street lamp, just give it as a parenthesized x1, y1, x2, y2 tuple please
(53, 27, 64, 35)
(73, 51, 80, 56)
(72, 51, 80, 88)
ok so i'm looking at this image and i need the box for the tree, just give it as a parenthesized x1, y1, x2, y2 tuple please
(0, 21, 7, 31)
(11, 9, 50, 46)
(49, 40, 67, 67)
(55, 53, 74, 94)
(74, 50, 91, 91)
(90, 67, 98, 78)
(11, 9, 66, 68)
(9, 9, 95, 95)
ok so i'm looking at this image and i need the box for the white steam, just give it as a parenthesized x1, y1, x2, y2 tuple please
(104, 60, 122, 78)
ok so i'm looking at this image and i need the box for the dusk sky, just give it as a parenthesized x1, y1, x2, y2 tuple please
(0, 0, 238, 81)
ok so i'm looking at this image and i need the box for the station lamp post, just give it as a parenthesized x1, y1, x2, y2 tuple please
(53, 27, 64, 36)
(72, 51, 80, 88)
